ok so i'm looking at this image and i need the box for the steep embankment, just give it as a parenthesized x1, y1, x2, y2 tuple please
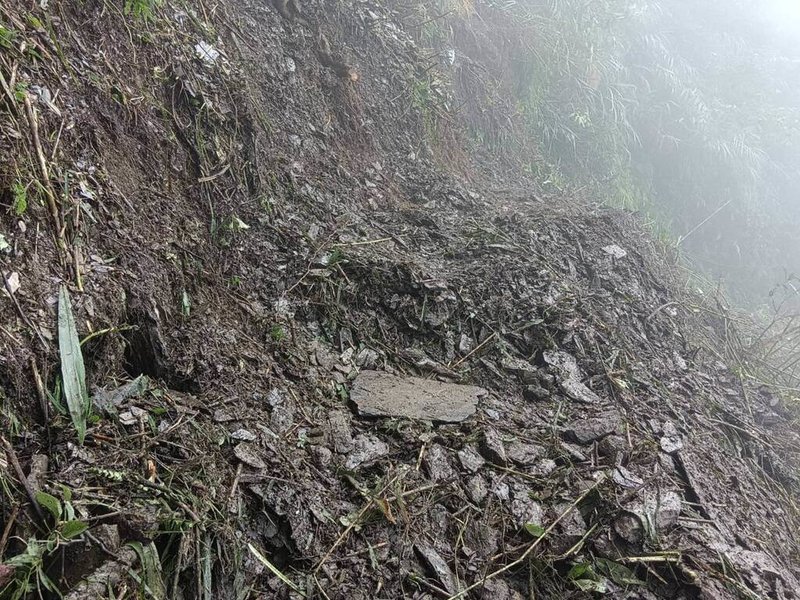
(0, 1, 798, 598)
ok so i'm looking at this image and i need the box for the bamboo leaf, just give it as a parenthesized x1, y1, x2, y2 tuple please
(60, 520, 89, 539)
(34, 491, 62, 522)
(58, 285, 90, 445)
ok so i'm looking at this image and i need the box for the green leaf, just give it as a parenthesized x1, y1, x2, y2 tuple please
(11, 181, 27, 216)
(60, 484, 73, 502)
(568, 562, 592, 580)
(525, 523, 546, 538)
(35, 491, 62, 522)
(60, 520, 88, 539)
(595, 558, 646, 586)
(58, 285, 90, 445)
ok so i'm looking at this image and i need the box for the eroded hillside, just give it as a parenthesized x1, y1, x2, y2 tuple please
(0, 1, 798, 599)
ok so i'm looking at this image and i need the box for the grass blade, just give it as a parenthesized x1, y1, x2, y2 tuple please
(58, 285, 89, 444)
(247, 543, 306, 597)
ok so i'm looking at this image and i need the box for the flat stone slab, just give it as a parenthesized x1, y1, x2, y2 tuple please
(351, 370, 486, 422)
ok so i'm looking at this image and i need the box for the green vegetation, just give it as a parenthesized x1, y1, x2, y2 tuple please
(124, 0, 163, 22)
(483, 0, 800, 305)
(11, 181, 27, 216)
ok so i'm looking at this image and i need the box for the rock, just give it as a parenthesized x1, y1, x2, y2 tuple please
(501, 356, 538, 384)
(614, 511, 644, 545)
(597, 434, 628, 464)
(551, 502, 587, 555)
(423, 444, 455, 481)
(230, 429, 257, 442)
(213, 408, 238, 422)
(480, 427, 507, 465)
(491, 478, 510, 501)
(311, 446, 332, 468)
(458, 447, 485, 473)
(543, 350, 602, 404)
(26, 454, 49, 493)
(561, 442, 588, 462)
(119, 406, 147, 426)
(506, 441, 546, 466)
(327, 411, 354, 454)
(660, 421, 684, 454)
(511, 492, 543, 529)
(355, 348, 380, 369)
(345, 435, 389, 469)
(602, 244, 627, 259)
(612, 465, 644, 489)
(465, 475, 488, 504)
(234, 443, 267, 470)
(92, 524, 121, 552)
(414, 544, 459, 595)
(479, 579, 524, 600)
(565, 412, 621, 444)
(0, 565, 14, 589)
(532, 459, 558, 477)
(654, 490, 682, 530)
(523, 384, 550, 401)
(350, 370, 486, 422)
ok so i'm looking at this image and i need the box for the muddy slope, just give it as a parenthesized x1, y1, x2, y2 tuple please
(0, 1, 798, 599)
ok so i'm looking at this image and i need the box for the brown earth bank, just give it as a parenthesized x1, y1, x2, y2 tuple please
(0, 1, 798, 598)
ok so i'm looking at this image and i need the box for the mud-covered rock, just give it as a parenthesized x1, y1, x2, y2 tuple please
(565, 411, 622, 444)
(351, 370, 486, 422)
(480, 427, 507, 465)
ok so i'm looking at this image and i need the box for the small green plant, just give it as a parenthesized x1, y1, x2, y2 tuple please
(270, 325, 286, 343)
(4, 487, 88, 599)
(0, 25, 16, 49)
(124, 0, 163, 22)
(12, 82, 27, 103)
(11, 181, 27, 216)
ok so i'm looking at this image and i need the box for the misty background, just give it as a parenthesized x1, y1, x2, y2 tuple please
(484, 0, 800, 310)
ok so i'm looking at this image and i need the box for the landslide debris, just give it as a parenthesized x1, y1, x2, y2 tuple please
(0, 1, 798, 599)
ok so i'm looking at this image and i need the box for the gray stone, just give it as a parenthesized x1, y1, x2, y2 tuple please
(480, 427, 507, 465)
(424, 444, 455, 481)
(501, 356, 538, 384)
(414, 544, 459, 595)
(543, 350, 602, 404)
(660, 421, 684, 454)
(511, 494, 543, 529)
(458, 447, 485, 473)
(565, 412, 622, 445)
(234, 443, 267, 470)
(230, 429, 257, 442)
(465, 475, 488, 505)
(327, 410, 354, 454)
(479, 579, 524, 600)
(523, 384, 549, 401)
(506, 441, 546, 466)
(345, 435, 389, 470)
(351, 370, 486, 422)
(614, 511, 644, 545)
(598, 434, 628, 464)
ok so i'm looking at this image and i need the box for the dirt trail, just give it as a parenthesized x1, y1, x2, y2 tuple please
(0, 1, 798, 598)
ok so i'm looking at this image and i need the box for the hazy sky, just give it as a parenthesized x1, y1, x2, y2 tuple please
(766, 0, 800, 33)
